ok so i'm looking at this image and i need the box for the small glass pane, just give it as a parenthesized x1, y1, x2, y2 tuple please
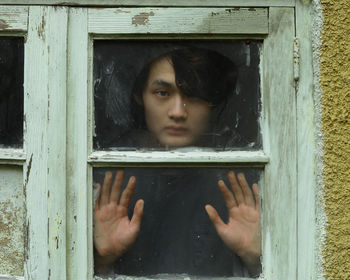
(0, 37, 24, 148)
(93, 167, 262, 278)
(93, 40, 262, 151)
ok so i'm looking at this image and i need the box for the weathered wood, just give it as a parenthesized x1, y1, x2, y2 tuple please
(88, 8, 268, 35)
(0, 275, 24, 280)
(0, 148, 25, 165)
(0, 6, 27, 31)
(66, 7, 93, 280)
(24, 6, 68, 280)
(88, 150, 269, 165)
(0, 167, 24, 276)
(0, 0, 295, 7)
(295, 2, 317, 280)
(95, 275, 252, 280)
(261, 7, 297, 279)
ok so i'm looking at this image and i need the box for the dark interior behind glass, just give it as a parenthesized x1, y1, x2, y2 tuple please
(0, 37, 24, 148)
(93, 167, 262, 278)
(93, 40, 262, 151)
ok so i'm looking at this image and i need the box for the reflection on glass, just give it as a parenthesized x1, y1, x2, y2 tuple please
(0, 37, 24, 148)
(94, 41, 261, 151)
(93, 167, 262, 278)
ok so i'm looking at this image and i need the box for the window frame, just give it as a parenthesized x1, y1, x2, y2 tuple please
(68, 6, 296, 280)
(0, 5, 27, 165)
(0, 2, 317, 280)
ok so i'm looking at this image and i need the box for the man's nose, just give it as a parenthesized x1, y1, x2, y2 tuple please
(168, 94, 187, 120)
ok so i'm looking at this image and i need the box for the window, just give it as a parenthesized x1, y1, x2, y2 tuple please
(0, 6, 26, 278)
(81, 6, 294, 280)
(93, 40, 262, 151)
(92, 39, 263, 278)
(0, 2, 316, 280)
(0, 37, 24, 148)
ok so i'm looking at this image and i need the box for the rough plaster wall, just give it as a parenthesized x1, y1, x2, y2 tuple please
(0, 166, 24, 276)
(319, 0, 350, 279)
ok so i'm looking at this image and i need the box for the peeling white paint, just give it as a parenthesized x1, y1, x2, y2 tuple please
(311, 1, 326, 279)
(0, 167, 24, 276)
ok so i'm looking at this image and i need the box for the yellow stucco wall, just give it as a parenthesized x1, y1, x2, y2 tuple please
(320, 1, 350, 279)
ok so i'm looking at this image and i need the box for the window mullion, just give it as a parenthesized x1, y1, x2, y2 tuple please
(261, 7, 297, 279)
(24, 6, 68, 280)
(66, 7, 92, 280)
(88, 150, 269, 165)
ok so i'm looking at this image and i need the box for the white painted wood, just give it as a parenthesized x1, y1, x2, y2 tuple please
(88, 8, 268, 35)
(0, 148, 25, 165)
(295, 2, 316, 280)
(66, 8, 93, 280)
(24, 6, 68, 280)
(95, 276, 251, 280)
(0, 275, 24, 280)
(0, 6, 27, 31)
(0, 0, 295, 7)
(88, 150, 269, 164)
(261, 7, 297, 279)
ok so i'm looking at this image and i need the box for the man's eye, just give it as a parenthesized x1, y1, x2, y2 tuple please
(155, 90, 169, 97)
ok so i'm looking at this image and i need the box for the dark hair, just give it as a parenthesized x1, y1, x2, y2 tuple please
(130, 47, 238, 140)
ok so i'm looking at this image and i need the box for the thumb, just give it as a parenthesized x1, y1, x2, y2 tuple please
(205, 204, 226, 232)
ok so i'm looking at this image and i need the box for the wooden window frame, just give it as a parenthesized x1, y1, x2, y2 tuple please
(0, 1, 317, 280)
(71, 6, 295, 280)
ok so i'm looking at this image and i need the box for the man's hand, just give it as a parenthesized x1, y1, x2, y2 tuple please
(205, 171, 261, 276)
(94, 170, 144, 272)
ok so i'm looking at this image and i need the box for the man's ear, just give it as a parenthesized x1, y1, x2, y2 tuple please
(133, 93, 143, 105)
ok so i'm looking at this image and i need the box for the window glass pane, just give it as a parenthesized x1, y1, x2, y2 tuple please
(93, 167, 262, 278)
(0, 37, 24, 148)
(0, 166, 24, 276)
(94, 40, 262, 151)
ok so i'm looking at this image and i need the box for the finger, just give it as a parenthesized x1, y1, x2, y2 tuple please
(119, 176, 136, 208)
(205, 204, 226, 233)
(100, 171, 113, 206)
(228, 171, 244, 205)
(252, 183, 260, 211)
(130, 199, 144, 230)
(237, 173, 254, 207)
(218, 180, 237, 209)
(95, 183, 101, 210)
(110, 169, 124, 203)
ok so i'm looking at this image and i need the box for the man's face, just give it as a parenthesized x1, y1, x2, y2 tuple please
(142, 58, 211, 147)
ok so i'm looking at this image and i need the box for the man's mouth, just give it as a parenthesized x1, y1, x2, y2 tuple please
(164, 126, 188, 135)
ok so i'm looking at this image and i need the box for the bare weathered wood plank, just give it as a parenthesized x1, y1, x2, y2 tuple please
(24, 6, 68, 280)
(0, 6, 27, 31)
(0, 0, 295, 7)
(66, 7, 93, 280)
(261, 7, 297, 279)
(88, 8, 268, 35)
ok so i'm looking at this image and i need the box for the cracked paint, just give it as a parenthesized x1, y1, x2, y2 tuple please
(37, 15, 46, 41)
(0, 167, 24, 276)
(0, 19, 9, 29)
(132, 11, 155, 26)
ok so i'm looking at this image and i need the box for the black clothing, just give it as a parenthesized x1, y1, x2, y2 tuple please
(113, 168, 248, 277)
